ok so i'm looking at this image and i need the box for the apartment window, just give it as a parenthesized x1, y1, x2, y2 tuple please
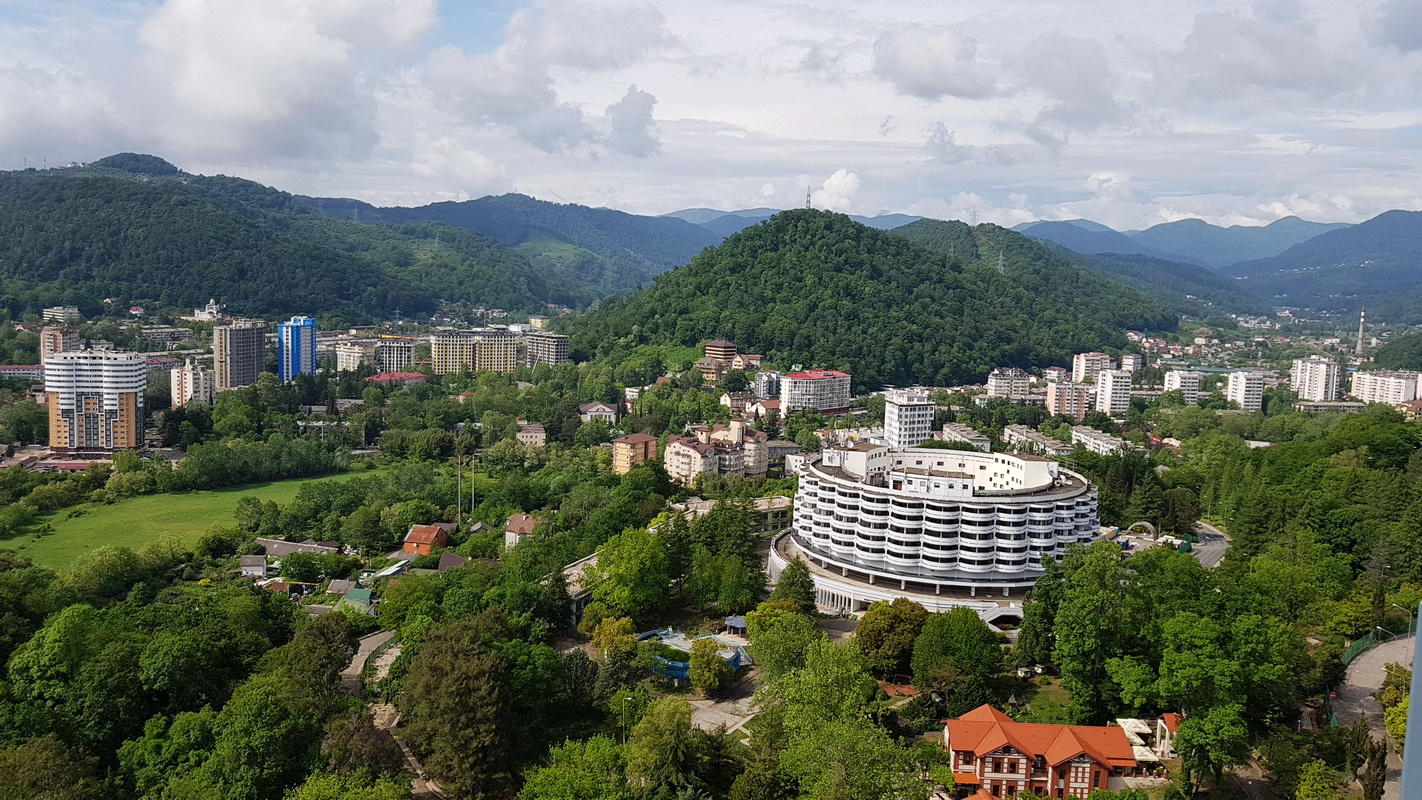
(1093, 772, 1101, 789)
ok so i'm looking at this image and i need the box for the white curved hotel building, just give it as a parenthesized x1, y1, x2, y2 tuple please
(772, 442, 1099, 614)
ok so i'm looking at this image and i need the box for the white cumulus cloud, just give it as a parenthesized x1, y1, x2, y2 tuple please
(871, 27, 997, 101)
(606, 85, 660, 157)
(812, 169, 860, 212)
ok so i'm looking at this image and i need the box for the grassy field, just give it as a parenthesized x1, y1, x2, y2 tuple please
(10, 469, 384, 571)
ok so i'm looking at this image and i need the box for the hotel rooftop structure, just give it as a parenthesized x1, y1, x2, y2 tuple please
(771, 441, 1099, 620)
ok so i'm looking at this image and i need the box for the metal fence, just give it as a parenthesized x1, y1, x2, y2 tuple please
(1324, 621, 1416, 726)
(1343, 621, 1416, 666)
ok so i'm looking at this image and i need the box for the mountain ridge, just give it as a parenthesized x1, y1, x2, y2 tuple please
(298, 192, 721, 302)
(0, 160, 560, 320)
(1225, 209, 1422, 321)
(569, 210, 1176, 387)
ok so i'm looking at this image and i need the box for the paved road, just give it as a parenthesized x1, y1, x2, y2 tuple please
(1191, 522, 1230, 568)
(1333, 634, 1412, 800)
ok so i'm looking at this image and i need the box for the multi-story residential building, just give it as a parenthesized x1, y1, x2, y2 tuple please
(986, 367, 1033, 398)
(335, 342, 374, 372)
(940, 422, 991, 452)
(1043, 366, 1071, 383)
(1226, 371, 1265, 411)
(1094, 370, 1132, 416)
(45, 350, 147, 454)
(1291, 357, 1341, 402)
(475, 328, 519, 374)
(277, 316, 318, 381)
(528, 315, 551, 330)
(1001, 424, 1075, 457)
(1072, 352, 1114, 383)
(1046, 382, 1091, 422)
(663, 421, 769, 485)
(430, 328, 520, 375)
(42, 306, 82, 323)
(171, 359, 215, 407)
(612, 433, 659, 475)
(695, 357, 726, 384)
(430, 329, 476, 375)
(139, 326, 194, 347)
(1071, 425, 1135, 455)
(754, 370, 782, 400)
(525, 332, 570, 368)
(721, 392, 756, 415)
(39, 326, 80, 361)
(780, 369, 852, 413)
(731, 353, 763, 372)
(772, 442, 1100, 612)
(516, 420, 547, 447)
(884, 389, 934, 448)
(705, 338, 738, 364)
(944, 705, 1140, 798)
(213, 320, 266, 393)
(1163, 370, 1202, 405)
(1119, 353, 1145, 373)
(1350, 370, 1419, 405)
(376, 338, 416, 373)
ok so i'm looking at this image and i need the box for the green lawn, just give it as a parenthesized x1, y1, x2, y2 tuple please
(12, 469, 384, 571)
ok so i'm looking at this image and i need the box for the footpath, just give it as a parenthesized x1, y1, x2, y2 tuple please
(343, 631, 447, 799)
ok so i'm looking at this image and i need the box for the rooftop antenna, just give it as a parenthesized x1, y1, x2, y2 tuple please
(1356, 307, 1367, 356)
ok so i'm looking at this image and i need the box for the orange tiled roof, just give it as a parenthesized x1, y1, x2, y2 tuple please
(1161, 713, 1182, 732)
(946, 704, 1137, 770)
(404, 524, 447, 545)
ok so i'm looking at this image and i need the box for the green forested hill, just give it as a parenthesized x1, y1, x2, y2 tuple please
(0, 159, 558, 320)
(568, 211, 1177, 386)
(298, 192, 721, 302)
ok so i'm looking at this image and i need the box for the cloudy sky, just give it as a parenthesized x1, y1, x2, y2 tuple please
(5, 0, 1422, 229)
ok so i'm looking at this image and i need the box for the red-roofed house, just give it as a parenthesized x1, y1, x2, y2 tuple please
(944, 704, 1140, 797)
(403, 524, 450, 556)
(504, 513, 545, 549)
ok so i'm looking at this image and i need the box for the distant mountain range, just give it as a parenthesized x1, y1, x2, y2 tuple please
(298, 193, 721, 302)
(663, 207, 922, 238)
(8, 152, 1422, 326)
(1224, 210, 1422, 322)
(1013, 216, 1349, 268)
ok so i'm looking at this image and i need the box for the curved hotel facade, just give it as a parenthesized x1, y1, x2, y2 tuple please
(772, 442, 1099, 614)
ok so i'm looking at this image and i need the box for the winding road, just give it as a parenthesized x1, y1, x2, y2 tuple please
(1332, 634, 1412, 800)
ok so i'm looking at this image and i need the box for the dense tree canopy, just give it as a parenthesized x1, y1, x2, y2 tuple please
(569, 210, 1176, 387)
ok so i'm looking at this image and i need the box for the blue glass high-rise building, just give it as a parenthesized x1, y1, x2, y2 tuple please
(277, 316, 318, 381)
